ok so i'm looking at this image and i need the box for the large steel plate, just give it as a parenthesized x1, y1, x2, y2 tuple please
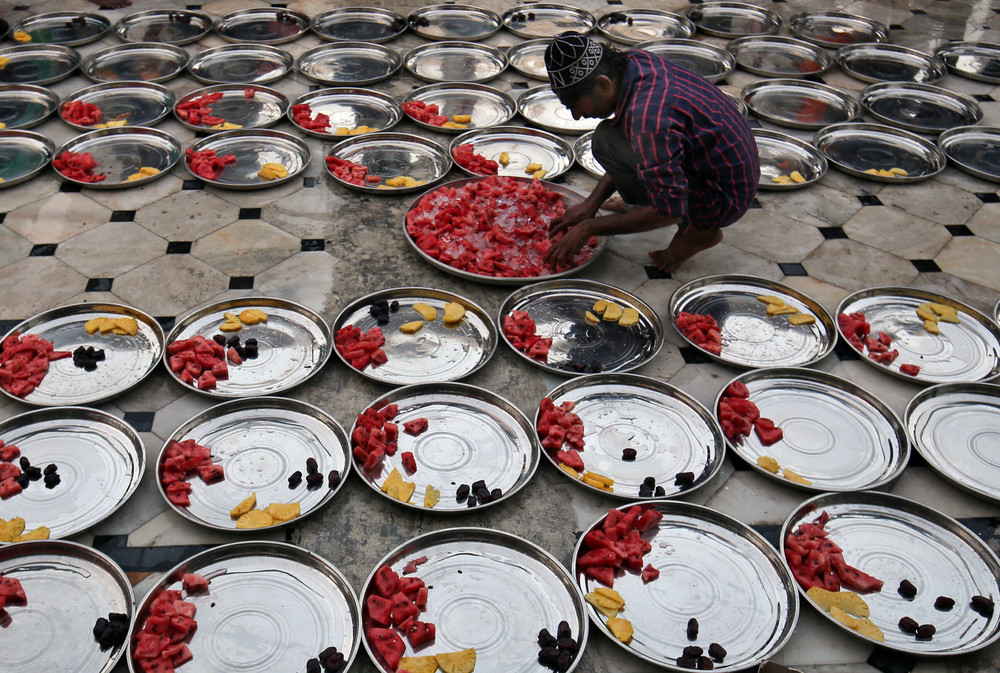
(80, 42, 189, 84)
(685, 1, 781, 38)
(754, 128, 827, 190)
(742, 79, 861, 129)
(188, 44, 293, 85)
(935, 41, 1000, 84)
(939, 125, 1000, 183)
(0, 84, 58, 129)
(310, 7, 407, 43)
(407, 4, 502, 42)
(450, 126, 574, 179)
(508, 38, 551, 80)
(0, 129, 54, 189)
(729, 35, 833, 78)
(573, 130, 604, 178)
(837, 43, 947, 84)
(214, 8, 309, 44)
(325, 132, 451, 193)
(861, 82, 982, 135)
(184, 129, 308, 190)
(402, 82, 516, 134)
(597, 9, 694, 44)
(403, 41, 507, 83)
(59, 81, 174, 130)
(55, 127, 181, 189)
(174, 84, 288, 133)
(502, 4, 596, 39)
(288, 88, 401, 139)
(114, 9, 212, 45)
(12, 12, 109, 47)
(297, 42, 401, 86)
(634, 38, 735, 83)
(815, 122, 946, 182)
(0, 44, 80, 86)
(788, 11, 889, 49)
(518, 85, 601, 134)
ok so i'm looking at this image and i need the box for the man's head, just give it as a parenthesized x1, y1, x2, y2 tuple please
(544, 32, 625, 119)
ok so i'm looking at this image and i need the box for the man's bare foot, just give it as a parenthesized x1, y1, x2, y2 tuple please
(649, 227, 723, 273)
(601, 196, 627, 213)
(87, 0, 132, 8)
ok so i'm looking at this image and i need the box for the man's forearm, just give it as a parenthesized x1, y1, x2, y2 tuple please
(578, 205, 681, 237)
(582, 174, 619, 213)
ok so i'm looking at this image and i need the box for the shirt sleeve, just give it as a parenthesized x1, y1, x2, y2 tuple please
(631, 130, 689, 224)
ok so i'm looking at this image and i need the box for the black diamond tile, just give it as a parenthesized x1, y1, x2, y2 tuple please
(911, 8, 926, 14)
(973, 93, 995, 102)
(59, 182, 83, 193)
(86, 278, 113, 292)
(889, 24, 905, 31)
(907, 450, 929, 469)
(0, 213, 5, 224)
(185, 4, 201, 8)
(644, 265, 671, 279)
(303, 177, 316, 188)
(679, 346, 712, 364)
(946, 224, 974, 236)
(834, 340, 861, 361)
(868, 646, 916, 673)
(510, 81, 529, 89)
(229, 276, 254, 290)
(166, 241, 192, 254)
(819, 226, 849, 240)
(182, 179, 204, 190)
(911, 259, 942, 273)
(29, 244, 57, 256)
(770, 0, 785, 3)
(749, 197, 762, 209)
(194, 131, 210, 138)
(0, 319, 22, 335)
(607, 0, 623, 4)
(976, 192, 1000, 203)
(239, 207, 262, 220)
(271, 2, 288, 7)
(779, 262, 807, 276)
(155, 316, 176, 332)
(301, 239, 325, 251)
(123, 412, 155, 433)
(858, 194, 883, 206)
(110, 210, 136, 222)
(310, 85, 322, 92)
(13, 5, 29, 10)
(747, 118, 762, 128)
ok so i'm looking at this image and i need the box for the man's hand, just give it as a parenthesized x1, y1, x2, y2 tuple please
(544, 218, 593, 269)
(549, 201, 599, 237)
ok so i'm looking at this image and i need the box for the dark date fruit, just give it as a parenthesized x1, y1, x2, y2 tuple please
(467, 493, 477, 507)
(676, 656, 698, 669)
(305, 472, 323, 489)
(654, 486, 665, 497)
(328, 470, 341, 488)
(972, 595, 995, 617)
(537, 647, 559, 666)
(898, 579, 917, 599)
(556, 650, 571, 672)
(643, 476, 656, 487)
(43, 464, 57, 475)
(622, 448, 637, 461)
(93, 617, 108, 638)
(19, 456, 30, 469)
(698, 656, 714, 670)
(490, 488, 502, 500)
(557, 620, 571, 639)
(306, 457, 319, 474)
(674, 471, 695, 487)
(557, 637, 577, 652)
(288, 470, 303, 488)
(934, 596, 955, 611)
(43, 472, 60, 488)
(898, 616, 918, 633)
(537, 628, 556, 647)
(682, 645, 703, 658)
(686, 617, 699, 640)
(708, 643, 727, 661)
(916, 624, 936, 639)
(306, 658, 321, 673)
(638, 483, 654, 497)
(456, 484, 470, 501)
(213, 334, 226, 345)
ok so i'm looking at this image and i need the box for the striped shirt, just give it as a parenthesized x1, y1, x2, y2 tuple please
(612, 49, 760, 228)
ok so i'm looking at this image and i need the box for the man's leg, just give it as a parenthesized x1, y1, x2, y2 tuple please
(590, 120, 650, 208)
(648, 226, 723, 273)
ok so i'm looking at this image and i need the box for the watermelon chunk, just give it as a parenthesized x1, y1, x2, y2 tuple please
(0, 445, 20, 462)
(403, 418, 428, 436)
(0, 478, 22, 499)
(181, 573, 209, 593)
(899, 363, 920, 376)
(373, 564, 399, 597)
(583, 565, 615, 587)
(390, 592, 420, 626)
(366, 594, 393, 626)
(0, 576, 26, 604)
(405, 620, 436, 647)
(401, 451, 417, 473)
(368, 627, 405, 668)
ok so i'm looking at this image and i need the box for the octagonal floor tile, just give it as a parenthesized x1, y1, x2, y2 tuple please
(877, 182, 983, 225)
(135, 189, 239, 241)
(85, 174, 184, 212)
(758, 183, 862, 229)
(967, 203, 1000, 244)
(803, 239, 917, 291)
(723, 208, 825, 263)
(0, 257, 87, 319)
(56, 222, 166, 278)
(670, 242, 783, 284)
(0, 226, 32, 271)
(842, 206, 952, 260)
(5, 192, 111, 244)
(113, 254, 229, 317)
(255, 251, 341, 316)
(935, 237, 1000, 291)
(192, 219, 301, 276)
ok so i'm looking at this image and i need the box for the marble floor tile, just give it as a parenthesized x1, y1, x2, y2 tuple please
(877, 181, 984, 225)
(0, 175, 62, 213)
(150, 391, 218, 441)
(113, 254, 230, 317)
(56, 222, 166, 278)
(888, 466, 1000, 519)
(254, 251, 341, 315)
(781, 276, 852, 315)
(966, 202, 1000, 244)
(908, 271, 998, 314)
(670, 242, 784, 284)
(134, 189, 240, 241)
(0, 257, 87, 319)
(0, 225, 32, 271)
(85, 174, 185, 212)
(4, 192, 112, 244)
(803, 239, 919, 292)
(934, 236, 1000, 291)
(723, 208, 826, 263)
(758, 183, 864, 229)
(191, 218, 301, 276)
(842, 205, 952, 260)
(704, 469, 810, 526)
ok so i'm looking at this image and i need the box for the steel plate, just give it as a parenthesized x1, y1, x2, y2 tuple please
(782, 492, 1000, 655)
(597, 9, 694, 44)
(164, 297, 332, 397)
(754, 129, 827, 190)
(935, 41, 1000, 84)
(0, 129, 54, 189)
(540, 374, 725, 499)
(408, 4, 502, 42)
(906, 383, 1000, 503)
(717, 368, 909, 492)
(310, 7, 407, 43)
(59, 81, 174, 130)
(288, 88, 401, 139)
(573, 130, 604, 178)
(788, 11, 889, 49)
(188, 44, 293, 85)
(184, 128, 308, 190)
(174, 84, 288, 133)
(0, 407, 144, 539)
(325, 132, 451, 193)
(502, 4, 596, 39)
(862, 82, 982, 134)
(363, 528, 587, 671)
(114, 9, 212, 45)
(55, 127, 180, 189)
(214, 8, 310, 45)
(837, 286, 1000, 384)
(669, 274, 837, 368)
(352, 384, 539, 513)
(500, 279, 663, 375)
(996, 298, 1000, 327)
(297, 42, 401, 86)
(128, 541, 361, 673)
(634, 38, 735, 83)
(816, 123, 947, 182)
(742, 79, 861, 129)
(0, 44, 80, 86)
(576, 501, 798, 670)
(0, 540, 133, 673)
(402, 82, 516, 134)
(156, 398, 350, 531)
(450, 126, 574, 179)
(12, 12, 109, 47)
(403, 41, 507, 83)
(729, 35, 834, 78)
(725, 89, 749, 117)
(837, 43, 947, 84)
(508, 38, 551, 80)
(518, 85, 601, 134)
(685, 1, 781, 38)
(0, 84, 58, 129)
(80, 42, 188, 84)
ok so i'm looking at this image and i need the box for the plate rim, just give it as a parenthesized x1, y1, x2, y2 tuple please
(13, 11, 111, 47)
(0, 43, 81, 86)
(172, 83, 289, 133)
(449, 124, 575, 179)
(787, 10, 890, 48)
(860, 81, 983, 134)
(296, 41, 402, 86)
(728, 34, 834, 78)
(0, 128, 55, 188)
(684, 0, 782, 38)
(501, 3, 597, 39)
(0, 83, 60, 129)
(517, 84, 602, 135)
(54, 126, 182, 190)
(212, 7, 310, 45)
(287, 86, 403, 139)
(57, 80, 176, 130)
(402, 39, 508, 83)
(309, 6, 407, 43)
(184, 127, 310, 190)
(741, 77, 861, 129)
(79, 41, 190, 84)
(814, 121, 947, 182)
(113, 8, 213, 45)
(407, 3, 503, 42)
(595, 8, 695, 45)
(934, 40, 1000, 83)
(186, 43, 294, 85)
(401, 81, 517, 134)
(753, 127, 829, 190)
(836, 42, 948, 84)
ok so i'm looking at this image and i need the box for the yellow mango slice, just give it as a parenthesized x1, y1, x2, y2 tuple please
(559, 463, 581, 479)
(524, 163, 543, 173)
(403, 177, 425, 187)
(757, 455, 780, 473)
(863, 169, 880, 175)
(413, 303, 438, 321)
(929, 303, 959, 323)
(917, 304, 938, 322)
(424, 484, 440, 508)
(924, 319, 941, 334)
(239, 308, 268, 325)
(399, 320, 425, 334)
(584, 311, 600, 325)
(452, 114, 472, 123)
(0, 517, 26, 542)
(264, 502, 301, 522)
(385, 176, 408, 187)
(498, 151, 510, 167)
(582, 471, 614, 487)
(782, 468, 811, 485)
(593, 299, 608, 314)
(441, 121, 467, 129)
(398, 656, 439, 673)
(585, 587, 626, 618)
(236, 508, 274, 529)
(807, 586, 870, 618)
(436, 648, 476, 673)
(532, 169, 547, 179)
(771, 175, 792, 184)
(381, 468, 403, 494)
(443, 302, 466, 323)
(888, 167, 908, 176)
(13, 30, 32, 42)
(830, 605, 884, 641)
(0, 57, 9, 69)
(790, 170, 806, 183)
(230, 492, 257, 517)
(766, 304, 799, 316)
(14, 525, 50, 541)
(602, 302, 623, 321)
(618, 307, 640, 327)
(788, 313, 816, 326)
(757, 295, 785, 305)
(220, 311, 242, 332)
(607, 617, 634, 643)
(395, 479, 416, 503)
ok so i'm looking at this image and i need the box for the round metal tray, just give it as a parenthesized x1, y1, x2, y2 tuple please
(332, 287, 495, 383)
(0, 83, 58, 129)
(288, 87, 401, 139)
(576, 501, 798, 670)
(188, 44, 293, 85)
(310, 7, 407, 43)
(403, 40, 507, 83)
(156, 397, 350, 532)
(174, 84, 288, 133)
(685, 1, 781, 38)
(297, 42, 401, 86)
(128, 541, 361, 673)
(58, 81, 174, 130)
(782, 492, 1000, 655)
(402, 81, 517, 134)
(0, 44, 80, 86)
(0, 129, 54, 189)
(0, 302, 164, 405)
(742, 79, 861, 129)
(499, 279, 663, 375)
(935, 41, 1000, 84)
(214, 8, 309, 44)
(114, 9, 212, 45)
(164, 297, 332, 397)
(502, 4, 596, 39)
(184, 128, 309, 190)
(351, 384, 539, 513)
(634, 38, 735, 83)
(408, 4, 502, 42)
(54, 127, 180, 189)
(816, 122, 947, 182)
(940, 125, 1000, 183)
(837, 286, 1000, 384)
(669, 274, 837, 368)
(0, 540, 133, 673)
(729, 35, 834, 78)
(0, 407, 144, 539)
(754, 129, 828, 190)
(509, 38, 554, 81)
(450, 126, 574, 179)
(12, 12, 110, 47)
(80, 42, 189, 84)
(861, 82, 982, 135)
(788, 11, 889, 49)
(906, 382, 1000, 504)
(837, 43, 947, 84)
(573, 130, 604, 178)
(717, 368, 909, 492)
(540, 374, 724, 499)
(726, 89, 750, 117)
(518, 85, 601, 135)
(325, 132, 452, 194)
(597, 9, 694, 44)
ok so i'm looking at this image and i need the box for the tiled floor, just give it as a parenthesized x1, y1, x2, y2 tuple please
(1, 0, 999, 672)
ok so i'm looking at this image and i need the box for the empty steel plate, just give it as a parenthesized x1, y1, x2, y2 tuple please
(837, 43, 947, 84)
(634, 38, 735, 83)
(861, 82, 982, 134)
(815, 122, 947, 182)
